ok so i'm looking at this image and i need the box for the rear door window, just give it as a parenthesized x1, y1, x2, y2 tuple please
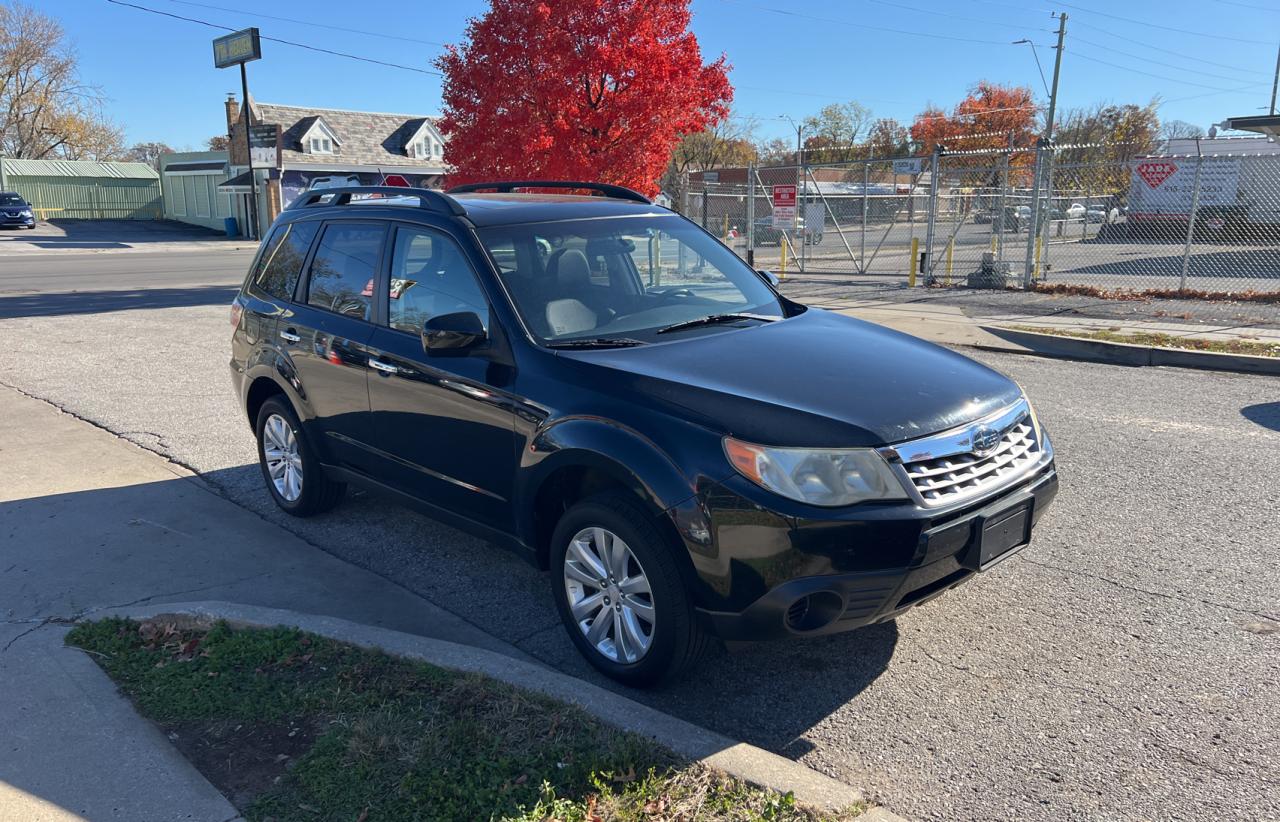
(304, 222, 386, 321)
(250, 221, 319, 301)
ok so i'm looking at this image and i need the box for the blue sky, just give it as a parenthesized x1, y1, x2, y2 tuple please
(49, 0, 1280, 150)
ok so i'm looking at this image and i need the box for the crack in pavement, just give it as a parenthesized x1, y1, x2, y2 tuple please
(0, 572, 272, 655)
(1019, 555, 1276, 621)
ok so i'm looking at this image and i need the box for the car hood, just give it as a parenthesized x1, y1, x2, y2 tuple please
(559, 308, 1022, 447)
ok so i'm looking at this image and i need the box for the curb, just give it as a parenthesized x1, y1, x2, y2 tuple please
(979, 325, 1280, 376)
(92, 600, 899, 820)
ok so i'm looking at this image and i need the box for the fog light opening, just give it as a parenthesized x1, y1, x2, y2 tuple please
(784, 591, 843, 632)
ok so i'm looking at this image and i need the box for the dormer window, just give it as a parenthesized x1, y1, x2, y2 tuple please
(310, 137, 333, 154)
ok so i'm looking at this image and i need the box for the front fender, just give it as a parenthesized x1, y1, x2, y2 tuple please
(515, 415, 729, 569)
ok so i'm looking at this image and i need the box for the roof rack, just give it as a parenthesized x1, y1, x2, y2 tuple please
(287, 186, 466, 216)
(445, 180, 651, 204)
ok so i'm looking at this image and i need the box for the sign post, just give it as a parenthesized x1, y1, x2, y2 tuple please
(213, 28, 263, 239)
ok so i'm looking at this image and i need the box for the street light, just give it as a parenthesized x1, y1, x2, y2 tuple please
(1012, 39, 1051, 98)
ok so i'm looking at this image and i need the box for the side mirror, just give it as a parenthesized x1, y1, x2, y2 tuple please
(758, 269, 780, 287)
(422, 311, 486, 355)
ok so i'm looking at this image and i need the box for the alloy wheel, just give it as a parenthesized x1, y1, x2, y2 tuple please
(562, 526, 655, 664)
(262, 413, 303, 502)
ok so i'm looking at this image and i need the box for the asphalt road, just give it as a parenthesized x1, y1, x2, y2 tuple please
(2, 248, 1278, 822)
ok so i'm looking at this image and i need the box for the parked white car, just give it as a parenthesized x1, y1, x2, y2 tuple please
(1065, 203, 1087, 219)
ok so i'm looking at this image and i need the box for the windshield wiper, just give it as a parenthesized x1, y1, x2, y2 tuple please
(545, 337, 648, 349)
(656, 313, 779, 335)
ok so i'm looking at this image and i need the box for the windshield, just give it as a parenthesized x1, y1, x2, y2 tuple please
(0, 194, 26, 207)
(477, 215, 783, 343)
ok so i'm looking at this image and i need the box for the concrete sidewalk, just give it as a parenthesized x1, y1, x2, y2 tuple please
(0, 385, 526, 821)
(828, 296, 1280, 351)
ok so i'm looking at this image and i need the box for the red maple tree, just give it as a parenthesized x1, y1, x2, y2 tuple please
(435, 0, 732, 197)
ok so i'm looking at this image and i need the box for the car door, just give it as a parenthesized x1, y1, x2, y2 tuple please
(278, 220, 387, 473)
(364, 222, 519, 530)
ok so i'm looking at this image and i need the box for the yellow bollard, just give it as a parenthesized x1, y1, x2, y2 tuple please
(1033, 235, 1043, 281)
(909, 237, 918, 287)
(779, 234, 788, 280)
(990, 235, 997, 253)
(722, 213, 729, 241)
(945, 238, 954, 285)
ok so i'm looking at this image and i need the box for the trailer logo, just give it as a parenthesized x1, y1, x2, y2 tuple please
(1136, 161, 1178, 189)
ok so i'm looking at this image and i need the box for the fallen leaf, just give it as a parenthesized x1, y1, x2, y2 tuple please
(355, 809, 368, 822)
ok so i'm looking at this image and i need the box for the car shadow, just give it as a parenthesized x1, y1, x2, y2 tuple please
(1241, 402, 1280, 432)
(182, 460, 900, 756)
(0, 285, 238, 318)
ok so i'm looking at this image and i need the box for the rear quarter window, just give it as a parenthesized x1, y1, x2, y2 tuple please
(249, 221, 320, 301)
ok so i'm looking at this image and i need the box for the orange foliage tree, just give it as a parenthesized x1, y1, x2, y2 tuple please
(910, 82, 1039, 167)
(435, 0, 733, 197)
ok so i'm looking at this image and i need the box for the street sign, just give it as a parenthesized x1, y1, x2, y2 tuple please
(772, 184, 797, 229)
(212, 28, 262, 69)
(248, 124, 280, 169)
(892, 158, 924, 175)
(383, 174, 411, 187)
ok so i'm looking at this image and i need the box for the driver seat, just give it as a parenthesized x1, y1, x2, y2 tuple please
(545, 248, 608, 336)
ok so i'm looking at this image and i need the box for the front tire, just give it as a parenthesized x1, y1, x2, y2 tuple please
(550, 492, 709, 687)
(254, 396, 345, 516)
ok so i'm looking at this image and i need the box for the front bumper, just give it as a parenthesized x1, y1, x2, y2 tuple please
(695, 461, 1058, 641)
(0, 214, 34, 227)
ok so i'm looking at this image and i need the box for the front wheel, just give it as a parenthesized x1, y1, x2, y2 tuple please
(550, 492, 709, 687)
(254, 396, 346, 516)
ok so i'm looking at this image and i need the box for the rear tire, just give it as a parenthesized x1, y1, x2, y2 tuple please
(550, 492, 709, 688)
(254, 396, 345, 517)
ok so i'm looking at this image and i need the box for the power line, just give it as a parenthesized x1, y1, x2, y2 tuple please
(860, 0, 1049, 33)
(1209, 0, 1280, 10)
(716, 0, 1012, 45)
(1054, 1, 1273, 45)
(1069, 19, 1266, 75)
(104, 0, 442, 76)
(1069, 50, 1259, 91)
(1070, 35, 1269, 83)
(162, 0, 448, 47)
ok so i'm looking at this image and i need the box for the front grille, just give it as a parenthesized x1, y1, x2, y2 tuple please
(903, 415, 1041, 504)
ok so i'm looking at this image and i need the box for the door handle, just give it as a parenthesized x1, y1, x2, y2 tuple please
(369, 358, 399, 375)
(279, 328, 301, 343)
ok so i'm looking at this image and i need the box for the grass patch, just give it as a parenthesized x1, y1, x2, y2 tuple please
(1009, 325, 1280, 358)
(67, 618, 861, 822)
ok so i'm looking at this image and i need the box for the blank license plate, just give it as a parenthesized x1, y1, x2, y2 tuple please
(974, 502, 1032, 569)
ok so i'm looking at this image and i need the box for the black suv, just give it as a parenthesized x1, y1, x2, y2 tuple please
(230, 182, 1058, 686)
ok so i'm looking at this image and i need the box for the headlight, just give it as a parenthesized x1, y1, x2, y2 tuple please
(20, 208, 32, 215)
(724, 437, 908, 507)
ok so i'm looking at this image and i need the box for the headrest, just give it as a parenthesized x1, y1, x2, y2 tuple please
(550, 248, 591, 290)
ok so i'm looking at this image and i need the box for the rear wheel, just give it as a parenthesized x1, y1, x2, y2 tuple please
(550, 492, 709, 687)
(254, 396, 345, 516)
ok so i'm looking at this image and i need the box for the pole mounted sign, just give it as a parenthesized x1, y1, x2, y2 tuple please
(213, 27, 263, 239)
(771, 184, 797, 229)
(212, 28, 261, 69)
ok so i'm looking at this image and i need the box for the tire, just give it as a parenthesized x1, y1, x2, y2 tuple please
(550, 491, 709, 687)
(254, 396, 346, 517)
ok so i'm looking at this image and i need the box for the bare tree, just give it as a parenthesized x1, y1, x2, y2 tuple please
(0, 2, 124, 160)
(1160, 119, 1205, 142)
(207, 134, 230, 151)
(754, 136, 794, 166)
(124, 141, 175, 168)
(661, 113, 758, 202)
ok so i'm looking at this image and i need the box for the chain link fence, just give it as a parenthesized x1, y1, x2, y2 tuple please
(682, 141, 1280, 296)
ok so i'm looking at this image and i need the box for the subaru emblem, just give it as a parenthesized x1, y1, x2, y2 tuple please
(971, 425, 1002, 457)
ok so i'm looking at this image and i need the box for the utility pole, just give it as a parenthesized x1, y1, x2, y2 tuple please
(1024, 12, 1067, 288)
(1270, 40, 1279, 115)
(240, 63, 260, 241)
(1045, 12, 1068, 141)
